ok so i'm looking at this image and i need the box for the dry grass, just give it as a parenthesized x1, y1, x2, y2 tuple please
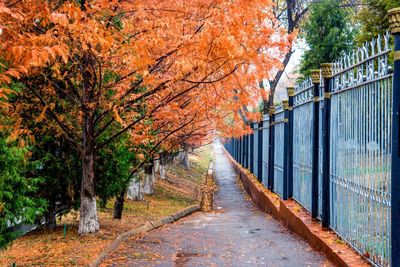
(0, 146, 211, 267)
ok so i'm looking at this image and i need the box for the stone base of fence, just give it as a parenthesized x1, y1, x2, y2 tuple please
(224, 148, 368, 267)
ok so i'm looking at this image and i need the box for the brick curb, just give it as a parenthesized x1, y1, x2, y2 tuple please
(89, 204, 200, 267)
(224, 149, 369, 267)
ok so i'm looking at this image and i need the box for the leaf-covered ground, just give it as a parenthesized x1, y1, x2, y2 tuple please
(0, 146, 211, 267)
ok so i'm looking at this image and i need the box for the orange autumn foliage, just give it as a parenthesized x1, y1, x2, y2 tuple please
(0, 0, 293, 233)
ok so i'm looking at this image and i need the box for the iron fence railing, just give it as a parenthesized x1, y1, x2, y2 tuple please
(261, 115, 270, 188)
(293, 78, 314, 211)
(253, 122, 259, 179)
(273, 104, 285, 197)
(329, 33, 392, 266)
(318, 77, 324, 219)
(223, 29, 400, 266)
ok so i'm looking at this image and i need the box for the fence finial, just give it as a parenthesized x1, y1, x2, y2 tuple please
(320, 63, 333, 78)
(287, 86, 295, 97)
(268, 106, 275, 115)
(310, 70, 320, 84)
(282, 100, 289, 110)
(389, 8, 400, 34)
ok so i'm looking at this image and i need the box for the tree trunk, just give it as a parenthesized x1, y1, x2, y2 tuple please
(113, 189, 126, 219)
(143, 164, 154, 195)
(78, 113, 99, 234)
(45, 201, 56, 230)
(263, 0, 302, 114)
(180, 147, 190, 169)
(127, 175, 144, 200)
(159, 156, 166, 180)
(154, 159, 160, 173)
(152, 163, 156, 184)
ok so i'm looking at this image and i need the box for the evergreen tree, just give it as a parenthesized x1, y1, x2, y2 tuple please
(95, 134, 137, 210)
(0, 137, 45, 248)
(299, 0, 354, 77)
(29, 134, 81, 229)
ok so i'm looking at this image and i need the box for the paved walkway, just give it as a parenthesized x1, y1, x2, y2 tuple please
(104, 142, 332, 266)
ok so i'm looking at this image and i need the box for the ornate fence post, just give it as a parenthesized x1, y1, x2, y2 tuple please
(310, 69, 321, 219)
(268, 106, 276, 190)
(240, 137, 242, 163)
(321, 63, 332, 228)
(245, 133, 249, 168)
(287, 87, 295, 198)
(282, 100, 290, 200)
(231, 138, 235, 158)
(249, 123, 254, 173)
(233, 138, 237, 161)
(237, 137, 239, 160)
(244, 135, 247, 166)
(247, 131, 251, 170)
(389, 7, 400, 266)
(257, 121, 263, 182)
(231, 138, 234, 159)
(243, 134, 247, 168)
(238, 137, 241, 162)
(241, 135, 244, 165)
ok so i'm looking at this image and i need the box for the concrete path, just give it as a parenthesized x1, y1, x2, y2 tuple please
(104, 142, 332, 266)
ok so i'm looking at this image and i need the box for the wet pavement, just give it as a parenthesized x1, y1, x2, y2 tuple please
(104, 142, 332, 266)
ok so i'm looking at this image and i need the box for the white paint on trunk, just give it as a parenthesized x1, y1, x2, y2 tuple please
(180, 148, 190, 169)
(151, 165, 156, 183)
(172, 154, 179, 166)
(127, 177, 144, 201)
(78, 196, 99, 234)
(154, 159, 160, 173)
(143, 169, 154, 195)
(159, 164, 166, 180)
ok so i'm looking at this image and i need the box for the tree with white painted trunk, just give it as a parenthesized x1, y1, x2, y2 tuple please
(143, 164, 155, 195)
(180, 145, 190, 169)
(127, 175, 144, 201)
(159, 155, 167, 180)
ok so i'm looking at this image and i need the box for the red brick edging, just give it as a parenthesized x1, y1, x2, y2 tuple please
(224, 149, 369, 267)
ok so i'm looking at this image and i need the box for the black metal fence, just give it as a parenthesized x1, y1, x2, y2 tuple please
(223, 28, 400, 266)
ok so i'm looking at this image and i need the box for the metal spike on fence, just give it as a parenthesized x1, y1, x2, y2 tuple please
(377, 34, 382, 53)
(384, 31, 390, 51)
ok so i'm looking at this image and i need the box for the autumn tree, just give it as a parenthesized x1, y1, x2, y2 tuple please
(262, 0, 310, 109)
(0, 0, 291, 234)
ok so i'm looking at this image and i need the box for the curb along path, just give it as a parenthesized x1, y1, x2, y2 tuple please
(91, 205, 200, 267)
(101, 141, 332, 266)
